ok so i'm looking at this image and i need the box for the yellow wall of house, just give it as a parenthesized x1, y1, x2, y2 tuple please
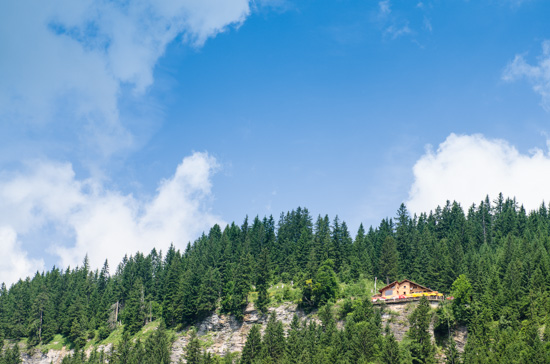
(381, 281, 433, 298)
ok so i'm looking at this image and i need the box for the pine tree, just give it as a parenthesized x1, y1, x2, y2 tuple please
(144, 320, 172, 364)
(381, 326, 400, 364)
(262, 312, 285, 362)
(255, 248, 271, 313)
(408, 297, 435, 364)
(185, 328, 202, 364)
(445, 336, 459, 364)
(285, 315, 304, 364)
(116, 330, 133, 364)
(378, 236, 399, 283)
(123, 278, 146, 335)
(196, 267, 221, 318)
(395, 203, 412, 275)
(5, 343, 22, 364)
(241, 324, 262, 364)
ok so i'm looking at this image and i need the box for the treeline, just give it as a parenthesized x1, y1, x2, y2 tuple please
(1, 194, 550, 362)
(58, 321, 173, 364)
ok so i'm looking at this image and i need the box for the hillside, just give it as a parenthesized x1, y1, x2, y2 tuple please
(19, 298, 466, 364)
(2, 196, 550, 363)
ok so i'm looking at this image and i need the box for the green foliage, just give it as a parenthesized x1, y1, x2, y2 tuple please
(255, 249, 271, 313)
(261, 312, 285, 362)
(381, 326, 401, 364)
(241, 324, 262, 364)
(4, 198, 550, 361)
(185, 328, 202, 364)
(300, 259, 338, 309)
(122, 279, 146, 335)
(378, 236, 399, 283)
(450, 274, 472, 324)
(407, 297, 435, 364)
(445, 336, 459, 364)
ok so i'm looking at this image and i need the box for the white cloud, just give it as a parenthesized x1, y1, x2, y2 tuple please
(384, 23, 412, 39)
(0, 227, 44, 287)
(0, 152, 224, 279)
(423, 16, 432, 32)
(503, 40, 550, 112)
(0, 0, 251, 155)
(406, 134, 550, 215)
(379, 0, 391, 17)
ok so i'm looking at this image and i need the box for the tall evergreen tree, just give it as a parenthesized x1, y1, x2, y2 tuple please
(255, 248, 271, 313)
(408, 297, 435, 364)
(185, 328, 202, 364)
(378, 236, 399, 283)
(241, 324, 262, 364)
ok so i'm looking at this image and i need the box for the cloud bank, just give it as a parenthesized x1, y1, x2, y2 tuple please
(0, 152, 223, 285)
(0, 0, 251, 155)
(406, 134, 550, 215)
(0, 227, 44, 287)
(503, 40, 550, 112)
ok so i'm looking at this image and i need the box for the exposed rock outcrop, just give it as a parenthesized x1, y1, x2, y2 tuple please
(171, 302, 311, 363)
(21, 346, 72, 364)
(21, 301, 466, 364)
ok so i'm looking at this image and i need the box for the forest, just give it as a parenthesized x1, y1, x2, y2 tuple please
(1, 193, 550, 363)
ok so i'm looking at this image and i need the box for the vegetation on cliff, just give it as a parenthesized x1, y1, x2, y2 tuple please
(2, 194, 550, 362)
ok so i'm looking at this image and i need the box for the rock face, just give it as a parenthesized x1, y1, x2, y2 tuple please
(171, 302, 311, 363)
(453, 325, 468, 353)
(379, 300, 441, 342)
(22, 347, 72, 364)
(380, 301, 467, 359)
(22, 301, 467, 364)
(21, 344, 111, 364)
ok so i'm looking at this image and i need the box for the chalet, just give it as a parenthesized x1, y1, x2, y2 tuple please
(372, 279, 442, 302)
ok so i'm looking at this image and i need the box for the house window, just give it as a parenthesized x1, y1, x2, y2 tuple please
(385, 290, 393, 296)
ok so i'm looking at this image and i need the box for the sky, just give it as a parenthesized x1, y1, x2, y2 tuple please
(1, 0, 550, 284)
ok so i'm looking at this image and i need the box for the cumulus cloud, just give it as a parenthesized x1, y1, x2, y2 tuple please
(503, 40, 550, 112)
(0, 0, 251, 155)
(0, 152, 223, 280)
(406, 134, 550, 215)
(0, 227, 44, 286)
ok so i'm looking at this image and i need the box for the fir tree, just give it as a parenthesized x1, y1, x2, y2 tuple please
(241, 324, 262, 364)
(255, 248, 271, 313)
(408, 297, 435, 364)
(262, 312, 285, 362)
(381, 326, 400, 364)
(185, 328, 202, 364)
(378, 236, 399, 283)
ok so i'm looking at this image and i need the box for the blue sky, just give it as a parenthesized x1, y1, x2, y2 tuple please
(1, 0, 550, 283)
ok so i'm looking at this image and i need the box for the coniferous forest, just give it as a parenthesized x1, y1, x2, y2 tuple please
(2, 194, 550, 363)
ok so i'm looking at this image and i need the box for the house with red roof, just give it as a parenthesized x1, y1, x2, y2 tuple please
(371, 279, 443, 302)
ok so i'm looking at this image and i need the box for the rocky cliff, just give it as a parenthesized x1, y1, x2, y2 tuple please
(21, 300, 466, 364)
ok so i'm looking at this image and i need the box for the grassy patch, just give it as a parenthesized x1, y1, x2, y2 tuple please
(98, 325, 124, 346)
(340, 278, 375, 300)
(42, 334, 68, 351)
(268, 282, 301, 305)
(133, 321, 160, 342)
